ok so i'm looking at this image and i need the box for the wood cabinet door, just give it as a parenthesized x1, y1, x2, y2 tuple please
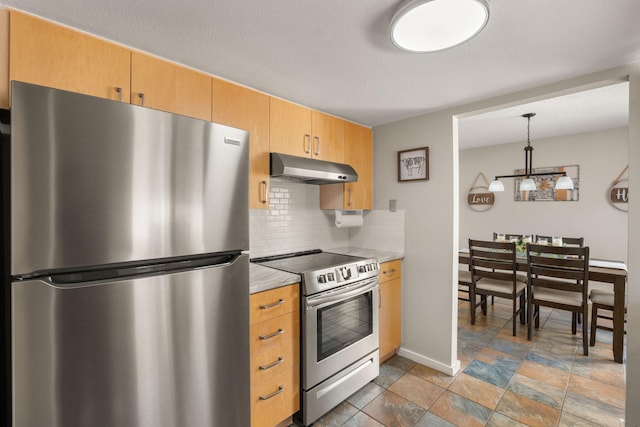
(270, 97, 312, 157)
(311, 111, 344, 163)
(212, 78, 270, 209)
(131, 52, 211, 121)
(343, 122, 373, 210)
(379, 277, 402, 361)
(9, 10, 130, 103)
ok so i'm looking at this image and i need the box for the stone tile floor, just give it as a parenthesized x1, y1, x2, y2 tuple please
(307, 298, 626, 426)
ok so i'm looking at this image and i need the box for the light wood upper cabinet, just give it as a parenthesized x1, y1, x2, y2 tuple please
(131, 52, 211, 121)
(343, 122, 372, 209)
(270, 97, 312, 157)
(319, 122, 373, 210)
(8, 10, 130, 103)
(270, 97, 343, 162)
(212, 78, 270, 209)
(311, 111, 344, 163)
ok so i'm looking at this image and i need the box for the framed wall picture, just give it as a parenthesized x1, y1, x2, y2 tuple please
(513, 165, 580, 201)
(398, 147, 429, 182)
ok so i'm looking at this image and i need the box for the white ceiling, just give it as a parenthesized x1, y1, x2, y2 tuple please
(3, 0, 639, 145)
(458, 82, 630, 149)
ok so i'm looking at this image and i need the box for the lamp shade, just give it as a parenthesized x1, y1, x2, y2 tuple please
(519, 178, 536, 192)
(555, 176, 574, 190)
(488, 179, 504, 192)
(390, 0, 490, 53)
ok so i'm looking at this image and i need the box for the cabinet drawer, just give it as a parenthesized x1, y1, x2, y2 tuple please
(379, 260, 401, 283)
(251, 336, 299, 384)
(250, 284, 299, 325)
(250, 311, 299, 354)
(251, 366, 300, 427)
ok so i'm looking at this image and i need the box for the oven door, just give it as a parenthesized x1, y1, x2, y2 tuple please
(303, 277, 379, 389)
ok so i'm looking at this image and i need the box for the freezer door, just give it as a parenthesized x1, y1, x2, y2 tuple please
(10, 82, 249, 276)
(12, 255, 250, 427)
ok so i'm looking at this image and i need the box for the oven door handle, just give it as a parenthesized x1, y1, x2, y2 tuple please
(306, 278, 378, 308)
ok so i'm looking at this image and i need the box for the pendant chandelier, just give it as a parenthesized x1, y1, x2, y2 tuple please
(488, 113, 574, 193)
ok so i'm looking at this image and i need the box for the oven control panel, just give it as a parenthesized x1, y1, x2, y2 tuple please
(305, 259, 379, 295)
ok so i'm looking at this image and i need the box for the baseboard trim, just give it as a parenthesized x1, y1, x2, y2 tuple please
(397, 347, 461, 376)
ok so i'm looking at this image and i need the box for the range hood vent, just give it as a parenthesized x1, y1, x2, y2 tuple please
(270, 152, 358, 185)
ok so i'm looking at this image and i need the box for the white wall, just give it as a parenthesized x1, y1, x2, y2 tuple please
(372, 65, 639, 424)
(373, 110, 459, 373)
(459, 127, 628, 262)
(625, 63, 639, 426)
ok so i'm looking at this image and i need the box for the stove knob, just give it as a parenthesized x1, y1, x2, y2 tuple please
(366, 264, 372, 272)
(358, 265, 366, 273)
(318, 274, 326, 284)
(327, 273, 335, 281)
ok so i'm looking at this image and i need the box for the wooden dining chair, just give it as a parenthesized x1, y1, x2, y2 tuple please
(589, 289, 626, 347)
(534, 235, 584, 247)
(469, 239, 526, 336)
(458, 267, 472, 302)
(526, 243, 589, 356)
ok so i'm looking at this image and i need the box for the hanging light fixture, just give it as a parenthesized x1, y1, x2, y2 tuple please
(390, 0, 490, 53)
(488, 113, 575, 193)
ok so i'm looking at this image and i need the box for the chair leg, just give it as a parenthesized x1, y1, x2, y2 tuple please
(527, 297, 533, 341)
(582, 306, 589, 356)
(590, 304, 598, 346)
(519, 293, 526, 324)
(470, 287, 476, 325)
(512, 297, 517, 336)
(481, 295, 487, 315)
(534, 305, 540, 328)
(572, 313, 577, 335)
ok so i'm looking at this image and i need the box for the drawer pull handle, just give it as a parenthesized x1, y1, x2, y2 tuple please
(259, 328, 284, 340)
(259, 385, 284, 400)
(259, 357, 284, 370)
(383, 269, 396, 274)
(259, 298, 284, 310)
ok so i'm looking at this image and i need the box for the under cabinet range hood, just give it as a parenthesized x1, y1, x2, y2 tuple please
(270, 152, 358, 185)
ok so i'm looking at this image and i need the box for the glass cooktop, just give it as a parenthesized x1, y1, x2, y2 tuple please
(252, 250, 364, 274)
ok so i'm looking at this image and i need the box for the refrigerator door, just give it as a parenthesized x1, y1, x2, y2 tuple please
(10, 82, 249, 277)
(12, 254, 250, 427)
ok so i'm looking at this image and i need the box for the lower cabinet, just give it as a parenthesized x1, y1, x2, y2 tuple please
(378, 260, 402, 362)
(249, 284, 300, 427)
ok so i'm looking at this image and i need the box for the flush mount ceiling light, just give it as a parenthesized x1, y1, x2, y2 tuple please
(488, 113, 575, 193)
(390, 0, 490, 53)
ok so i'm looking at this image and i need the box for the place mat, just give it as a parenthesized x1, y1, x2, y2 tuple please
(589, 259, 628, 272)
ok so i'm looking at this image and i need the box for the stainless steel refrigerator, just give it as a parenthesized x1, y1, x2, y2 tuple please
(0, 82, 250, 427)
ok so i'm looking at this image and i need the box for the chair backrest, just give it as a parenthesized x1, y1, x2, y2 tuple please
(526, 243, 589, 298)
(535, 235, 584, 247)
(469, 239, 518, 283)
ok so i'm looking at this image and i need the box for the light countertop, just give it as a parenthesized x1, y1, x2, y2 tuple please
(250, 262, 300, 294)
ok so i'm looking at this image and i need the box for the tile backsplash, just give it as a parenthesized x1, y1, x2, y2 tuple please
(250, 178, 405, 258)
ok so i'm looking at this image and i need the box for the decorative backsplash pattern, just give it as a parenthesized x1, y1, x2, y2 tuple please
(250, 178, 405, 258)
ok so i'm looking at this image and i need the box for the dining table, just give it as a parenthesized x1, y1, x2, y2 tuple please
(458, 250, 628, 363)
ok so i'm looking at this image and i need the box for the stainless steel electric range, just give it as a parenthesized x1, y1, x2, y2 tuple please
(253, 250, 380, 426)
